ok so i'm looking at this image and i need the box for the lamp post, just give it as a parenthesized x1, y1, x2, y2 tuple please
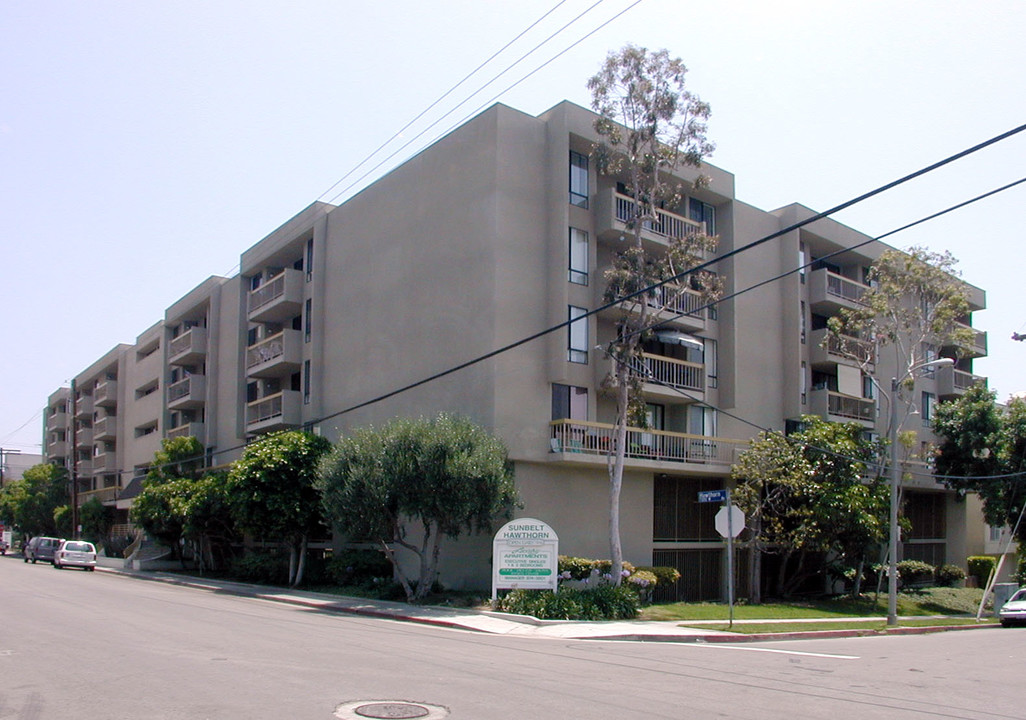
(887, 356, 954, 626)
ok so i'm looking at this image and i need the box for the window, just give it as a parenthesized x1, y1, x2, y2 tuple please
(920, 343, 938, 377)
(250, 274, 262, 291)
(800, 361, 807, 405)
(304, 299, 312, 342)
(799, 242, 807, 284)
(569, 151, 589, 208)
(567, 306, 588, 363)
(688, 405, 716, 437)
(303, 360, 311, 405)
(705, 338, 717, 389)
(306, 238, 314, 281)
(568, 227, 588, 285)
(689, 198, 716, 236)
(863, 374, 876, 400)
(922, 391, 936, 424)
(800, 301, 807, 344)
(551, 384, 588, 421)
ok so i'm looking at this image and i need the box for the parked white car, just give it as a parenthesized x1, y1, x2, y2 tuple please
(999, 588, 1026, 627)
(53, 540, 97, 571)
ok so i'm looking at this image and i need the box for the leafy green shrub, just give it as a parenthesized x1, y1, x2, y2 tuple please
(636, 565, 681, 587)
(495, 586, 640, 620)
(934, 564, 966, 587)
(897, 560, 934, 586)
(327, 548, 393, 587)
(557, 555, 635, 582)
(1014, 551, 1026, 586)
(967, 556, 997, 588)
(231, 550, 289, 585)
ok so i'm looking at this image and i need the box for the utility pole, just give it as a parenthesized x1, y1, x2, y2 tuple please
(71, 379, 79, 539)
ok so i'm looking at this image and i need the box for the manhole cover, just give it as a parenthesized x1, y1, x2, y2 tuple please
(335, 700, 448, 720)
(355, 703, 429, 719)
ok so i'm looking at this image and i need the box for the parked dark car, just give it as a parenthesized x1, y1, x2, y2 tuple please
(24, 536, 63, 564)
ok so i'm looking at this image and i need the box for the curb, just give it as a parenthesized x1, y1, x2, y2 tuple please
(94, 566, 1000, 643)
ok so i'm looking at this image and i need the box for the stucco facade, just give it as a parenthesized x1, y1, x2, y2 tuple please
(42, 100, 987, 599)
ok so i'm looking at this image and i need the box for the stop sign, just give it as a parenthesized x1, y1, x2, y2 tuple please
(714, 505, 745, 538)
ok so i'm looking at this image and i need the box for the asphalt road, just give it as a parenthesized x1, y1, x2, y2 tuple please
(1, 556, 1022, 720)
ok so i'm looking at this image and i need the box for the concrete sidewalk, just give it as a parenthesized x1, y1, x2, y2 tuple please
(97, 566, 999, 643)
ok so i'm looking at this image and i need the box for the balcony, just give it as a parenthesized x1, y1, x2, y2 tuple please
(595, 189, 707, 252)
(944, 323, 987, 359)
(549, 419, 746, 473)
(809, 389, 876, 427)
(47, 437, 68, 458)
(93, 415, 117, 441)
(636, 353, 705, 403)
(246, 329, 303, 379)
(936, 366, 987, 399)
(75, 427, 93, 448)
(809, 328, 876, 369)
(167, 421, 205, 441)
(246, 390, 302, 434)
(74, 460, 93, 476)
(94, 380, 118, 408)
(46, 409, 68, 432)
(248, 268, 304, 323)
(74, 396, 93, 419)
(168, 326, 208, 365)
(93, 449, 117, 472)
(808, 269, 870, 315)
(167, 375, 207, 410)
(78, 486, 119, 506)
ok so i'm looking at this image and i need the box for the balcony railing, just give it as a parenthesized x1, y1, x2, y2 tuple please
(647, 286, 706, 320)
(612, 192, 705, 242)
(949, 323, 988, 358)
(78, 486, 119, 505)
(248, 268, 303, 323)
(936, 365, 987, 398)
(810, 328, 876, 367)
(167, 421, 205, 440)
(246, 390, 301, 432)
(246, 329, 302, 377)
(810, 389, 876, 423)
(549, 419, 745, 467)
(94, 380, 118, 408)
(168, 326, 208, 364)
(637, 353, 705, 393)
(167, 375, 207, 408)
(809, 268, 870, 314)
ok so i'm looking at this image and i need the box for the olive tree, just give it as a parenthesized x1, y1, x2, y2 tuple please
(589, 44, 720, 583)
(317, 414, 518, 603)
(226, 431, 331, 587)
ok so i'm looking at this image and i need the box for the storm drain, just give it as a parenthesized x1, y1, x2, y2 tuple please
(335, 700, 448, 720)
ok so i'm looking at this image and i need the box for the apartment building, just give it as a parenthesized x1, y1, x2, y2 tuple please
(42, 100, 987, 599)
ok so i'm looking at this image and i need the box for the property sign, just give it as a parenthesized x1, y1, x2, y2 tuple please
(492, 518, 558, 600)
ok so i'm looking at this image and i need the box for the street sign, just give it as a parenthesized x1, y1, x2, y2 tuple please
(697, 489, 728, 503)
(715, 505, 745, 538)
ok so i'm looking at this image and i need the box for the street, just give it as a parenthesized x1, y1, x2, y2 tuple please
(1, 556, 1022, 720)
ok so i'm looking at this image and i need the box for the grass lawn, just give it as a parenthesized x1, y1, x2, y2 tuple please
(638, 587, 989, 622)
(696, 617, 992, 634)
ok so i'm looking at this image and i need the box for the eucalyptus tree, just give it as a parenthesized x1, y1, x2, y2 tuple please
(588, 44, 721, 583)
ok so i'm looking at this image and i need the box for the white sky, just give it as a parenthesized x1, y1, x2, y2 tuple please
(2, 0, 1024, 454)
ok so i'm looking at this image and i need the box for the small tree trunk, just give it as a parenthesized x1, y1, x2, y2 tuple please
(608, 360, 632, 587)
(852, 557, 865, 598)
(287, 544, 298, 586)
(293, 535, 308, 587)
(414, 523, 442, 603)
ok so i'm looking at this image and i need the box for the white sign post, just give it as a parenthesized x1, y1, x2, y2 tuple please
(714, 500, 745, 628)
(492, 518, 558, 601)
